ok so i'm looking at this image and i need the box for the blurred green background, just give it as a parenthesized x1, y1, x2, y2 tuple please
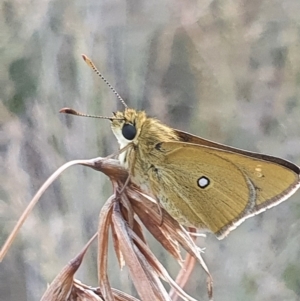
(1, 0, 300, 300)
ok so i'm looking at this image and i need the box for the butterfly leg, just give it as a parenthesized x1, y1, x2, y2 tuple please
(116, 144, 136, 195)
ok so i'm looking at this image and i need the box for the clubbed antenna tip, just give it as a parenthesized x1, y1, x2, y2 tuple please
(59, 107, 123, 121)
(81, 54, 128, 109)
(59, 108, 79, 115)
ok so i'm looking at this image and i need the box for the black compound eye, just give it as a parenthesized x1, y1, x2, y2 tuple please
(122, 123, 137, 140)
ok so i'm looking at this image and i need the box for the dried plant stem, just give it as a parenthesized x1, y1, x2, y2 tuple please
(0, 158, 103, 261)
(1, 156, 213, 300)
(169, 254, 197, 301)
(40, 232, 98, 301)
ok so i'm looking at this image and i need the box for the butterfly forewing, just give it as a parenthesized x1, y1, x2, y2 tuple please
(149, 141, 300, 237)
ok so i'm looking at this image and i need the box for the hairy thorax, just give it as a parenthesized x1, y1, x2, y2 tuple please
(110, 108, 179, 190)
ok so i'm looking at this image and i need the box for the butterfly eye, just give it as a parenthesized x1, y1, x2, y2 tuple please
(122, 123, 137, 140)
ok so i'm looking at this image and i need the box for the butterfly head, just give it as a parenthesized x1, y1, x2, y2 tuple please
(110, 108, 147, 149)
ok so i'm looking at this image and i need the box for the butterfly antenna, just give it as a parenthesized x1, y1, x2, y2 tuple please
(82, 54, 128, 109)
(59, 108, 123, 121)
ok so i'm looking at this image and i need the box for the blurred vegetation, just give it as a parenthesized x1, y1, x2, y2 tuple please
(1, 0, 300, 300)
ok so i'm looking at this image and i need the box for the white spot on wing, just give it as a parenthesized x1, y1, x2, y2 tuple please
(198, 176, 210, 188)
(254, 164, 263, 177)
